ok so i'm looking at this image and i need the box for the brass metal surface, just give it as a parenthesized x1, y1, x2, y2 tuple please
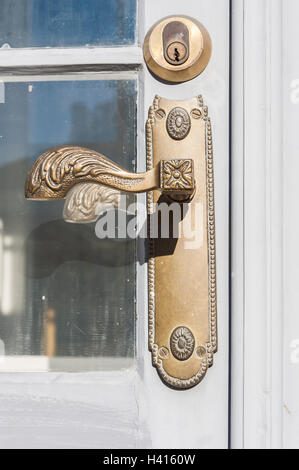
(24, 95, 216, 389)
(147, 95, 217, 389)
(163, 20, 189, 66)
(25, 146, 160, 199)
(143, 16, 212, 83)
(166, 107, 191, 140)
(25, 147, 194, 222)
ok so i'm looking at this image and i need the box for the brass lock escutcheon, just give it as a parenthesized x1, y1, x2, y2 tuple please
(25, 95, 217, 389)
(143, 16, 212, 83)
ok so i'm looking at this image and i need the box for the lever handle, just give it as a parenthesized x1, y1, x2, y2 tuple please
(24, 95, 216, 390)
(25, 145, 194, 223)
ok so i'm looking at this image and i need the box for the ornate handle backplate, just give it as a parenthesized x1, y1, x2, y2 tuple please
(25, 95, 216, 389)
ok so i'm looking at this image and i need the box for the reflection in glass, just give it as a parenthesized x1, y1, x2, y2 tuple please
(0, 0, 136, 48)
(0, 78, 137, 369)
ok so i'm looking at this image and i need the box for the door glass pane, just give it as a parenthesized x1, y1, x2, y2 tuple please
(0, 0, 137, 48)
(0, 76, 137, 371)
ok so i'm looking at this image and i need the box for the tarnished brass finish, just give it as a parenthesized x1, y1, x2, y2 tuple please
(143, 16, 212, 83)
(24, 95, 216, 390)
(160, 159, 194, 192)
(166, 107, 191, 140)
(25, 146, 194, 222)
(25, 146, 159, 199)
(147, 95, 217, 389)
(170, 327, 195, 361)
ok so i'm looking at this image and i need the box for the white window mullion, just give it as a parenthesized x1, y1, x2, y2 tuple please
(0, 46, 143, 68)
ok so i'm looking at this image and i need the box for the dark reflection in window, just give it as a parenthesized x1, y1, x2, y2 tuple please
(0, 0, 136, 48)
(0, 79, 137, 363)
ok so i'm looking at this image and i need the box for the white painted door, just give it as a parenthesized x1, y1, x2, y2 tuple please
(231, 0, 299, 450)
(0, 0, 229, 449)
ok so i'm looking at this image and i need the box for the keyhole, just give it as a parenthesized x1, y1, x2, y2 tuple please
(165, 42, 188, 66)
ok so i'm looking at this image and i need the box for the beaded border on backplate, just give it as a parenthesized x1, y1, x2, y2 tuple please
(146, 95, 217, 389)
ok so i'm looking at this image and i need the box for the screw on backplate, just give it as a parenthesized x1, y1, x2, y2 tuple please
(196, 346, 206, 358)
(155, 109, 166, 120)
(191, 108, 202, 119)
(158, 347, 169, 359)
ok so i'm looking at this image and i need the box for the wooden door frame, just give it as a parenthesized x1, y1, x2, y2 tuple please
(230, 0, 284, 449)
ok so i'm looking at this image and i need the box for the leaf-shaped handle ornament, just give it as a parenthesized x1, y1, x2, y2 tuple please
(24, 95, 217, 392)
(25, 145, 194, 223)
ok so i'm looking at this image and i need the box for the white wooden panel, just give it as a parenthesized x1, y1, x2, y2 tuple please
(0, 370, 147, 449)
(231, 0, 284, 449)
(282, 0, 299, 450)
(230, 0, 245, 449)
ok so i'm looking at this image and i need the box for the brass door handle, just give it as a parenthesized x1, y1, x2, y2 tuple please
(25, 95, 216, 390)
(25, 146, 194, 223)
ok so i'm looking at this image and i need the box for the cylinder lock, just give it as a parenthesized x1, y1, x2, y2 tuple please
(143, 15, 212, 83)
